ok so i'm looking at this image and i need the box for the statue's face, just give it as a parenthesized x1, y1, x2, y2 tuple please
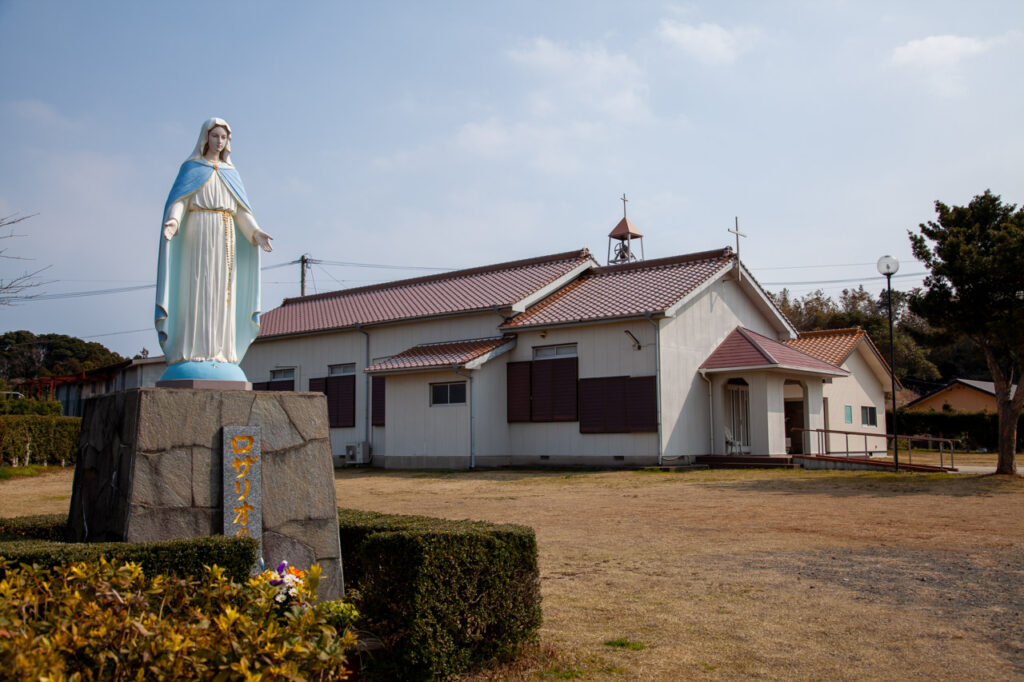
(207, 126, 229, 156)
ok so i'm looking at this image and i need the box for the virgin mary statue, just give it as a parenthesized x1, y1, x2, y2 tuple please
(155, 118, 273, 384)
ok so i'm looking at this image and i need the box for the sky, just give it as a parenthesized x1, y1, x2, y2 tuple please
(1, 1, 1022, 358)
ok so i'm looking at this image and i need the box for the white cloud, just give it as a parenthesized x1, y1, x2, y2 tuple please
(455, 118, 603, 174)
(7, 99, 84, 133)
(891, 34, 995, 69)
(889, 32, 1019, 95)
(657, 20, 761, 65)
(506, 37, 650, 122)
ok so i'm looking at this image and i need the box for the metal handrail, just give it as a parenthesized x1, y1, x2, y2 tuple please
(792, 427, 959, 469)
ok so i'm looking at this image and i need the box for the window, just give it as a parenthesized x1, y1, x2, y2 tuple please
(579, 376, 656, 433)
(329, 363, 355, 376)
(431, 381, 466, 406)
(861, 406, 878, 426)
(308, 367, 355, 428)
(254, 367, 295, 391)
(844, 405, 853, 424)
(533, 343, 577, 359)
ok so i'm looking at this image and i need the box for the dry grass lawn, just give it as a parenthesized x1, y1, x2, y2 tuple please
(333, 468, 1023, 681)
(3, 467, 1021, 680)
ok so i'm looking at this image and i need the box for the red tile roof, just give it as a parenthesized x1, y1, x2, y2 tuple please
(365, 337, 513, 374)
(258, 249, 595, 338)
(783, 328, 865, 366)
(501, 249, 734, 330)
(783, 328, 899, 386)
(701, 327, 848, 375)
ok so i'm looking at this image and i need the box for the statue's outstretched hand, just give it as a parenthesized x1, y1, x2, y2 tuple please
(163, 218, 179, 241)
(253, 229, 274, 253)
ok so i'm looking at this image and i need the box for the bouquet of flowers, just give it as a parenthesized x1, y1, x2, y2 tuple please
(252, 560, 311, 607)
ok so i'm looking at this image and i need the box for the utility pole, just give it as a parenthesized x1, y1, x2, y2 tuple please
(300, 254, 309, 296)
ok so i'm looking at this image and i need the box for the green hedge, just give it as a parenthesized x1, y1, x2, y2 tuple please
(338, 508, 542, 681)
(0, 415, 81, 466)
(0, 396, 62, 415)
(0, 513, 69, 541)
(889, 410, 1024, 451)
(0, 514, 259, 582)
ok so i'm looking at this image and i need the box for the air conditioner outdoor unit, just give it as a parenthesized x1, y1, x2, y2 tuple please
(344, 441, 371, 465)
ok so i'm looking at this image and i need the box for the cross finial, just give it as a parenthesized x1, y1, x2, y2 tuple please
(728, 216, 748, 282)
(621, 193, 628, 218)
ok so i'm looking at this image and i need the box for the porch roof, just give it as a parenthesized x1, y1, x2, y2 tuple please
(700, 327, 849, 376)
(365, 336, 515, 375)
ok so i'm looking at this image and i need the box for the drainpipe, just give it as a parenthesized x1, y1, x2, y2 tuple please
(644, 313, 663, 466)
(453, 365, 475, 469)
(356, 325, 371, 456)
(699, 369, 714, 455)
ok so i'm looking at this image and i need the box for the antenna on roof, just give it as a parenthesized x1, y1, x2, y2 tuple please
(728, 217, 747, 282)
(608, 194, 644, 265)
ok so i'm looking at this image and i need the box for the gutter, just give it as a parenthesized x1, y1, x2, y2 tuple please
(644, 313, 663, 466)
(453, 365, 475, 469)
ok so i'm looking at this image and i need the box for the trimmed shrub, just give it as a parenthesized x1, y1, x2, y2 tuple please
(338, 508, 542, 681)
(0, 414, 81, 466)
(0, 558, 356, 680)
(0, 396, 61, 416)
(0, 533, 259, 583)
(0, 513, 68, 541)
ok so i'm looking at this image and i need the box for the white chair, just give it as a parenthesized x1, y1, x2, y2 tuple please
(724, 427, 743, 455)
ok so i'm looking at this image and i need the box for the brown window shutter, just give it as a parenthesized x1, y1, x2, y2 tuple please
(550, 357, 578, 422)
(325, 375, 356, 428)
(578, 378, 605, 433)
(506, 362, 531, 422)
(627, 376, 658, 432)
(371, 375, 386, 426)
(252, 381, 269, 391)
(268, 379, 294, 391)
(309, 377, 326, 393)
(530, 360, 554, 422)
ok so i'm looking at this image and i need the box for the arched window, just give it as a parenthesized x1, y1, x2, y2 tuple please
(725, 379, 750, 452)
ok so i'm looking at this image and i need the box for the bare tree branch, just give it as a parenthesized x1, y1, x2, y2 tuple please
(0, 213, 51, 305)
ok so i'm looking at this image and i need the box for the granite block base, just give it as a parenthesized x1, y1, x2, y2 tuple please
(68, 388, 344, 600)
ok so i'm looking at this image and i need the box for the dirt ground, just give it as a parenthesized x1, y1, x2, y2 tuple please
(3, 467, 1022, 680)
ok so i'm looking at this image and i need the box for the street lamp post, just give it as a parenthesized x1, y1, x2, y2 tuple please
(877, 255, 900, 472)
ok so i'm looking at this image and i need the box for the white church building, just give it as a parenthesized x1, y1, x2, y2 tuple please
(241, 222, 893, 468)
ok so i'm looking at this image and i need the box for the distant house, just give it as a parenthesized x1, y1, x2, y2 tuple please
(904, 378, 1013, 414)
(22, 356, 166, 416)
(241, 238, 889, 468)
(783, 328, 897, 455)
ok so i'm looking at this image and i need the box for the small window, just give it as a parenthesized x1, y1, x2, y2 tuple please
(328, 363, 355, 376)
(844, 405, 853, 424)
(861, 406, 877, 426)
(431, 381, 467, 406)
(270, 368, 295, 380)
(533, 343, 577, 360)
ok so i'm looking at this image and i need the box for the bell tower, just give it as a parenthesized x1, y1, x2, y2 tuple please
(607, 193, 644, 265)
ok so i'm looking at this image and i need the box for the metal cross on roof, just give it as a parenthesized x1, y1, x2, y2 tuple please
(728, 217, 747, 282)
(621, 193, 628, 218)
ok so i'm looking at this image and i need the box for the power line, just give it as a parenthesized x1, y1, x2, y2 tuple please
(760, 271, 926, 287)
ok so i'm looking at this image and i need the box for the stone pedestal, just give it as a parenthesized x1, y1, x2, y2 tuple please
(68, 388, 344, 600)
